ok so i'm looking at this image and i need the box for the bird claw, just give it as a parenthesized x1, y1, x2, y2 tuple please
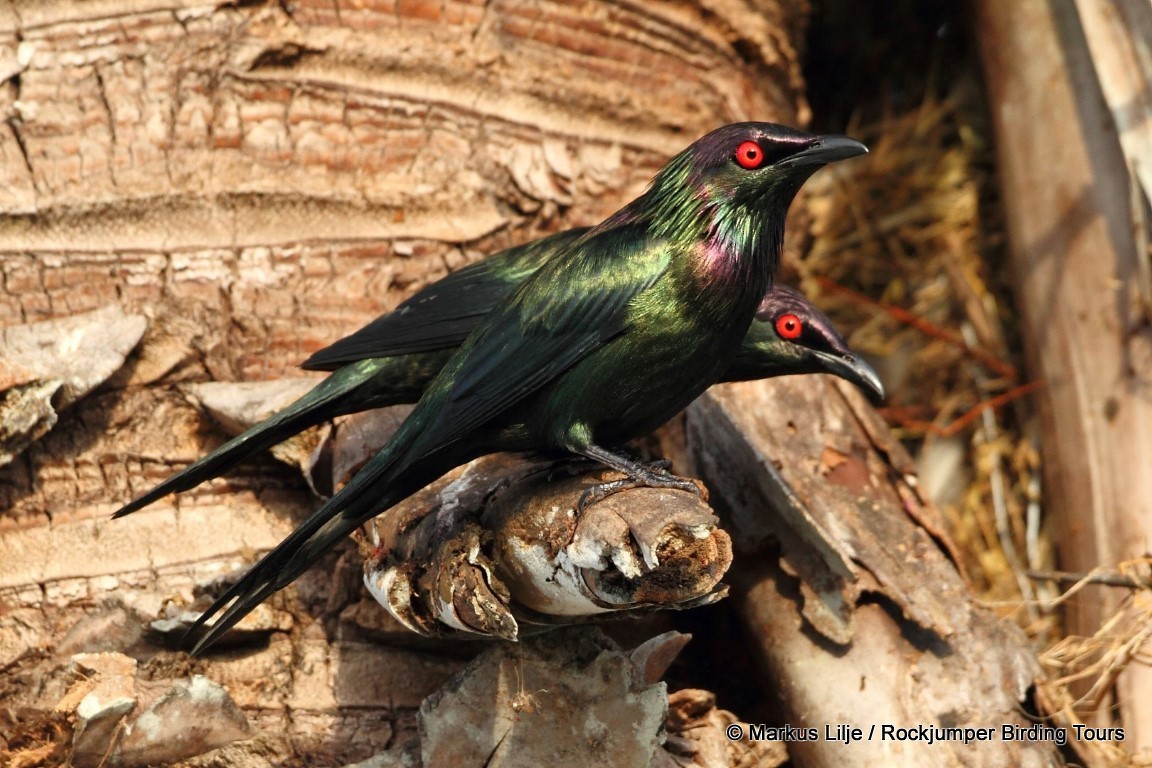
(577, 478, 633, 512)
(576, 460, 706, 513)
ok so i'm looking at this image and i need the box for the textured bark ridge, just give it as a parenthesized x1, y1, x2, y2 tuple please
(0, 0, 806, 524)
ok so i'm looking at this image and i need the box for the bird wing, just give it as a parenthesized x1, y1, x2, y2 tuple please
(186, 226, 670, 652)
(301, 228, 589, 370)
(400, 229, 670, 464)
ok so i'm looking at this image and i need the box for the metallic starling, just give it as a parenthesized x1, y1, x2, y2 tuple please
(119, 122, 867, 651)
(113, 271, 880, 524)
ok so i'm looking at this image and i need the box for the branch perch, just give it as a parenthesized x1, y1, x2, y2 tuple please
(360, 455, 731, 640)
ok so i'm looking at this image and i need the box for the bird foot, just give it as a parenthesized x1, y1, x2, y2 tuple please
(577, 460, 705, 512)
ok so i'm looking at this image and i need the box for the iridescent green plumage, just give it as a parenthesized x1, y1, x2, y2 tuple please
(118, 122, 867, 652)
(111, 248, 881, 520)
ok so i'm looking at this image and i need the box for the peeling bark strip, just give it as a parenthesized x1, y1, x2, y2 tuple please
(0, 305, 147, 466)
(416, 629, 679, 767)
(61, 653, 250, 768)
(688, 377, 1061, 768)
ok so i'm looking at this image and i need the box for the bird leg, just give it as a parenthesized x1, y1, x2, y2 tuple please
(575, 444, 704, 511)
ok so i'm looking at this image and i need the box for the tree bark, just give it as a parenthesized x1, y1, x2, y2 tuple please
(0, 1, 807, 765)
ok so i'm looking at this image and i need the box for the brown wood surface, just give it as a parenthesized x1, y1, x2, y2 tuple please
(0, 2, 1073, 766)
(976, 0, 1152, 751)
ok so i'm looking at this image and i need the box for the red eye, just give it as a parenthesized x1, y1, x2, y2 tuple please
(776, 313, 802, 339)
(734, 141, 764, 169)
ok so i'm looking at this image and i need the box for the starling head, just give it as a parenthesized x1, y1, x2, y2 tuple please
(730, 284, 885, 401)
(681, 122, 867, 206)
(636, 123, 867, 276)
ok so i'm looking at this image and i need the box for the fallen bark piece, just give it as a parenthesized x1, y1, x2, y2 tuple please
(53, 652, 250, 768)
(115, 675, 251, 767)
(656, 688, 787, 768)
(63, 652, 139, 768)
(361, 456, 731, 640)
(57, 601, 147, 656)
(418, 627, 668, 768)
(0, 378, 62, 466)
(0, 305, 147, 465)
(342, 646, 765, 768)
(186, 379, 318, 437)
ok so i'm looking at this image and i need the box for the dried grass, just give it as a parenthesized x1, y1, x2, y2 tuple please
(1033, 559, 1152, 768)
(800, 82, 1049, 612)
(799, 80, 1151, 766)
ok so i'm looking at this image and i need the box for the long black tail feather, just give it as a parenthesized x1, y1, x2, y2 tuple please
(183, 447, 454, 653)
(113, 361, 388, 519)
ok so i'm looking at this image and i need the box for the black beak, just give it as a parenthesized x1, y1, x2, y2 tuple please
(778, 135, 869, 169)
(812, 350, 885, 403)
